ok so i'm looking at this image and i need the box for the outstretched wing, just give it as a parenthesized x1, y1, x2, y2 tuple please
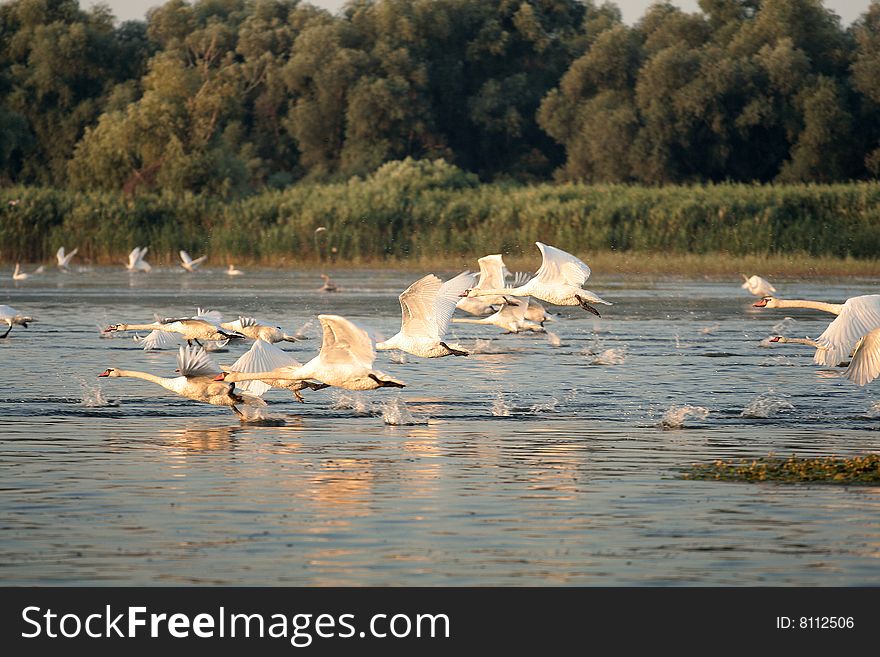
(56, 247, 65, 264)
(476, 254, 506, 290)
(229, 339, 302, 396)
(846, 328, 880, 386)
(399, 274, 443, 338)
(534, 242, 591, 287)
(179, 250, 193, 266)
(318, 314, 375, 367)
(434, 271, 475, 336)
(195, 308, 223, 325)
(190, 255, 207, 267)
(815, 295, 880, 367)
(509, 271, 532, 288)
(138, 329, 182, 351)
(127, 247, 140, 268)
(177, 345, 219, 377)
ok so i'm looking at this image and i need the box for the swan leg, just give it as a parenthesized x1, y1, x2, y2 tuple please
(292, 389, 305, 403)
(186, 339, 193, 347)
(305, 382, 330, 391)
(231, 405, 244, 418)
(0, 324, 11, 339)
(439, 341, 469, 356)
(576, 296, 601, 317)
(194, 338, 203, 347)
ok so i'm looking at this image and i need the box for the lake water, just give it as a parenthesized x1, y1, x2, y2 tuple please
(2, 267, 880, 585)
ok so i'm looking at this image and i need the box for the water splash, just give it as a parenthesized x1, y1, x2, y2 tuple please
(331, 392, 374, 415)
(491, 392, 511, 417)
(771, 317, 797, 334)
(700, 323, 721, 335)
(660, 404, 709, 429)
(381, 397, 426, 426)
(758, 355, 798, 367)
(741, 390, 795, 418)
(77, 379, 118, 408)
(530, 398, 559, 413)
(204, 339, 230, 353)
(589, 347, 627, 365)
(238, 407, 285, 425)
(294, 320, 314, 340)
(864, 401, 880, 419)
(546, 331, 561, 347)
(389, 351, 409, 364)
(470, 339, 505, 354)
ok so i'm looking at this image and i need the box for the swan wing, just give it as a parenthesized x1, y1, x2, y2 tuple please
(318, 314, 375, 367)
(229, 339, 301, 396)
(56, 247, 65, 264)
(179, 250, 193, 266)
(177, 345, 219, 377)
(195, 308, 223, 325)
(502, 296, 529, 323)
(237, 316, 258, 328)
(399, 274, 443, 338)
(534, 242, 591, 287)
(434, 271, 475, 336)
(140, 329, 182, 351)
(127, 247, 140, 267)
(846, 328, 880, 386)
(815, 295, 880, 366)
(190, 255, 207, 266)
(510, 271, 533, 288)
(476, 254, 506, 290)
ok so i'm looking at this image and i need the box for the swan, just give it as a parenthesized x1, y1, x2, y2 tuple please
(0, 305, 33, 338)
(319, 274, 338, 292)
(179, 250, 207, 272)
(107, 308, 243, 346)
(845, 328, 880, 386)
(463, 242, 611, 315)
(454, 297, 545, 334)
(126, 246, 151, 272)
(755, 295, 880, 367)
(226, 264, 243, 276)
(12, 263, 29, 281)
(217, 314, 405, 390)
(223, 339, 329, 402)
(741, 274, 775, 297)
(456, 254, 509, 316)
(220, 317, 300, 343)
(134, 329, 184, 351)
(376, 271, 475, 357)
(56, 246, 78, 270)
(767, 336, 822, 348)
(507, 272, 557, 324)
(99, 345, 264, 418)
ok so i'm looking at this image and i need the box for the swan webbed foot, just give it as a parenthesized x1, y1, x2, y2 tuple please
(440, 341, 469, 357)
(369, 373, 405, 388)
(576, 296, 601, 316)
(231, 405, 244, 418)
(0, 325, 11, 339)
(293, 389, 305, 403)
(194, 338, 203, 347)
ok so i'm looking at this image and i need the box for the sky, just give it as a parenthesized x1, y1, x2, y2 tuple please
(82, 0, 871, 26)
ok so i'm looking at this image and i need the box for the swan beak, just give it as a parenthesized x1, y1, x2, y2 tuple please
(769, 336, 781, 342)
(752, 299, 768, 307)
(98, 370, 110, 377)
(214, 373, 226, 381)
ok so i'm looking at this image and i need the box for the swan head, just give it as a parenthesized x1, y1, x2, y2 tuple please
(98, 368, 119, 378)
(768, 336, 781, 342)
(752, 296, 776, 308)
(106, 323, 123, 332)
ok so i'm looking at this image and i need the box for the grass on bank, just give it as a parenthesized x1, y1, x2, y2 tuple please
(681, 454, 880, 484)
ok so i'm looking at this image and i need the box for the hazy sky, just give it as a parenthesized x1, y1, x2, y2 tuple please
(82, 0, 871, 25)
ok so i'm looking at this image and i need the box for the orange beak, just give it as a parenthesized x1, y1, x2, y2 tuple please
(752, 299, 768, 307)
(214, 373, 226, 381)
(98, 369, 110, 377)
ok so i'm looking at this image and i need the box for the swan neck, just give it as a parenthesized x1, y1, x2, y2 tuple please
(472, 287, 518, 298)
(120, 323, 161, 331)
(116, 370, 168, 386)
(773, 299, 842, 314)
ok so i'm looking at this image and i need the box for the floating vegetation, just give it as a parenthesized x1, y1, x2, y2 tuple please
(681, 454, 880, 484)
(660, 404, 709, 429)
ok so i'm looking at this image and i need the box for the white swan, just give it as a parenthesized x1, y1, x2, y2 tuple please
(226, 264, 243, 276)
(217, 314, 405, 390)
(319, 274, 338, 292)
(463, 242, 611, 315)
(456, 254, 509, 316)
(107, 308, 242, 346)
(454, 297, 545, 334)
(99, 345, 264, 418)
(56, 246, 78, 270)
(12, 263, 29, 281)
(767, 336, 822, 348)
(0, 305, 33, 338)
(220, 317, 300, 343)
(507, 272, 556, 324)
(741, 274, 775, 297)
(223, 339, 329, 402)
(126, 246, 151, 272)
(134, 329, 183, 351)
(845, 328, 880, 386)
(755, 295, 880, 367)
(376, 271, 474, 357)
(179, 250, 207, 272)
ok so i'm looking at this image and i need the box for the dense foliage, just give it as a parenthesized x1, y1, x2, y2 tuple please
(3, 159, 879, 263)
(2, 0, 880, 192)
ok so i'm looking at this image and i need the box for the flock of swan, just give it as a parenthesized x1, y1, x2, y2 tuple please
(3, 243, 880, 419)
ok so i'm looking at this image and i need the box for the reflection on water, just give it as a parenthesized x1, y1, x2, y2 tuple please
(2, 268, 880, 585)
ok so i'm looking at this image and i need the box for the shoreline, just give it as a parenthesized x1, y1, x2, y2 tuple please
(4, 251, 880, 278)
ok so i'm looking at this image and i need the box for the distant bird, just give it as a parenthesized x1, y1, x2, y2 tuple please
(463, 242, 611, 315)
(179, 250, 207, 273)
(456, 254, 509, 316)
(454, 297, 545, 334)
(99, 345, 265, 418)
(56, 246, 78, 271)
(217, 314, 405, 391)
(376, 271, 475, 357)
(226, 264, 243, 276)
(741, 274, 775, 297)
(223, 339, 329, 402)
(12, 263, 29, 281)
(319, 273, 338, 292)
(755, 295, 880, 369)
(0, 304, 33, 338)
(126, 246, 151, 272)
(220, 317, 300, 343)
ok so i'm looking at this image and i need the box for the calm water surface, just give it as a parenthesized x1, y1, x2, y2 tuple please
(2, 268, 880, 585)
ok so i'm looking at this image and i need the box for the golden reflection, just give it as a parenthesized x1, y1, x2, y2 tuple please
(308, 458, 375, 516)
(159, 424, 240, 453)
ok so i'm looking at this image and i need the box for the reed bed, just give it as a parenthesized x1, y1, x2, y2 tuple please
(3, 165, 880, 274)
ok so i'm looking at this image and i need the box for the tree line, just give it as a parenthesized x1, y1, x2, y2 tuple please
(1, 0, 879, 195)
